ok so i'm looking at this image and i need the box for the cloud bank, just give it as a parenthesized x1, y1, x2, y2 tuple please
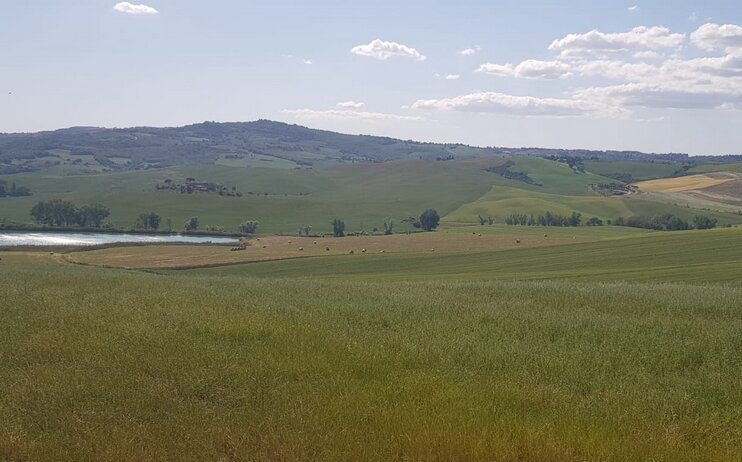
(415, 23, 742, 118)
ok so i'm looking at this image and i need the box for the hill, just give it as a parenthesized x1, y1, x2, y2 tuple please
(3, 120, 742, 175)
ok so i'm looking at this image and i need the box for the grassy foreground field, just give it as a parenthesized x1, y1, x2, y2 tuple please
(1, 226, 742, 461)
(1, 252, 741, 461)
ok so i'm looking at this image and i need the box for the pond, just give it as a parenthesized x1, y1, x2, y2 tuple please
(0, 231, 238, 247)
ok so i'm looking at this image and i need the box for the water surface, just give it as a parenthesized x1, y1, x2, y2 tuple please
(0, 231, 237, 247)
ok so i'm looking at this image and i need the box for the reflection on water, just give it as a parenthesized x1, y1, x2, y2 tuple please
(0, 232, 237, 247)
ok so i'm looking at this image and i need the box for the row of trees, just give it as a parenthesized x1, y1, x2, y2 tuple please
(614, 214, 717, 231)
(0, 181, 31, 197)
(331, 209, 440, 238)
(505, 211, 584, 227)
(30, 200, 110, 227)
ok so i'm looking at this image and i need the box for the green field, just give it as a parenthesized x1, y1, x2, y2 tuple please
(4, 156, 742, 234)
(2, 226, 742, 461)
(0, 161, 500, 234)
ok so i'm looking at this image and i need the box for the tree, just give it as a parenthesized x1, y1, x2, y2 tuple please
(166, 218, 172, 232)
(298, 224, 311, 236)
(77, 204, 110, 227)
(383, 218, 394, 235)
(332, 218, 345, 237)
(586, 216, 603, 226)
(135, 212, 160, 230)
(185, 216, 199, 231)
(693, 215, 718, 230)
(30, 199, 79, 226)
(239, 220, 259, 234)
(147, 213, 161, 230)
(419, 209, 440, 231)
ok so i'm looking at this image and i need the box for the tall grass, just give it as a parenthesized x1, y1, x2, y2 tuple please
(1, 255, 740, 461)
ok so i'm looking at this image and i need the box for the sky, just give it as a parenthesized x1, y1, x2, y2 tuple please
(2, 1, 742, 155)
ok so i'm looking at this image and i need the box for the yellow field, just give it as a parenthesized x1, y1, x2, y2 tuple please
(64, 232, 588, 269)
(635, 173, 736, 193)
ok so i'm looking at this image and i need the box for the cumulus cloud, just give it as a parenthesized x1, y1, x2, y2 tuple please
(634, 50, 662, 60)
(412, 92, 607, 117)
(628, 5, 639, 12)
(284, 108, 424, 121)
(351, 39, 426, 61)
(691, 23, 742, 51)
(444, 74, 461, 80)
(303, 59, 313, 65)
(575, 83, 742, 110)
(336, 101, 365, 109)
(548, 26, 684, 58)
(414, 23, 742, 118)
(113, 2, 158, 15)
(458, 46, 481, 56)
(477, 59, 573, 79)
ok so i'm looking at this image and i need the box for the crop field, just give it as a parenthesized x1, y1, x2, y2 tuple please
(635, 173, 737, 193)
(178, 227, 742, 285)
(1, 229, 741, 461)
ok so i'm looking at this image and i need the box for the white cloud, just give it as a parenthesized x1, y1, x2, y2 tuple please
(634, 50, 662, 60)
(303, 59, 313, 65)
(444, 74, 461, 80)
(351, 39, 426, 61)
(691, 23, 742, 51)
(575, 83, 742, 110)
(113, 2, 158, 15)
(412, 23, 742, 118)
(458, 46, 481, 56)
(336, 101, 365, 109)
(284, 108, 424, 121)
(628, 5, 639, 12)
(477, 60, 572, 79)
(412, 92, 608, 117)
(549, 26, 685, 58)
(689, 12, 698, 22)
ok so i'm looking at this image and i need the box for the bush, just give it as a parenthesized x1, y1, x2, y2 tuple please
(239, 220, 259, 234)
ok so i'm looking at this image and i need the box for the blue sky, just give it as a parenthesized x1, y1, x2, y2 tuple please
(2, 1, 742, 155)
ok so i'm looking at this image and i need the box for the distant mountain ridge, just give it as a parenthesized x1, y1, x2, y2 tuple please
(1, 119, 740, 174)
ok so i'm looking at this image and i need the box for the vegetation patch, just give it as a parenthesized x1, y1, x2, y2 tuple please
(484, 160, 542, 186)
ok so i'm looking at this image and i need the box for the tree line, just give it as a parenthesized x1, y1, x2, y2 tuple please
(30, 200, 110, 227)
(0, 180, 31, 197)
(614, 214, 717, 231)
(505, 211, 584, 227)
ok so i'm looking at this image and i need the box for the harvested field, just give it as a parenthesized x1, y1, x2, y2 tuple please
(635, 173, 737, 193)
(65, 232, 591, 269)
